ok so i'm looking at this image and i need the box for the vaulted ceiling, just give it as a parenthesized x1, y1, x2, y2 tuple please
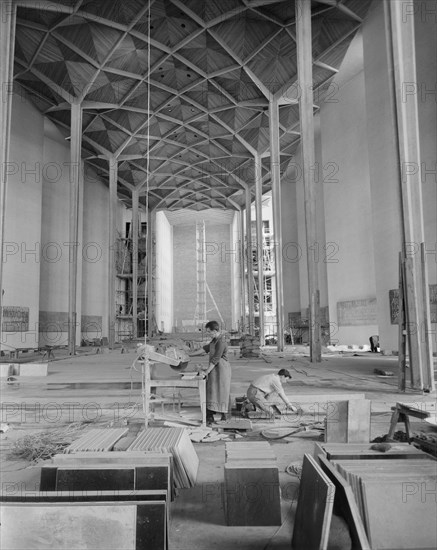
(13, 0, 373, 211)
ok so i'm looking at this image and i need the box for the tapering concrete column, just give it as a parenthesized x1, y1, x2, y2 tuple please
(269, 98, 285, 351)
(0, 3, 17, 345)
(385, 0, 434, 391)
(68, 102, 83, 355)
(239, 208, 246, 332)
(132, 188, 139, 339)
(245, 186, 255, 334)
(254, 154, 265, 345)
(108, 157, 117, 349)
(296, 0, 322, 362)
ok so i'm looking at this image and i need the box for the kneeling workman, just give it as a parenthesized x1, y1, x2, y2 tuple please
(247, 369, 298, 417)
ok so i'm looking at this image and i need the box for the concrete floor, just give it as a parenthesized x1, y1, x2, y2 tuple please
(1, 345, 436, 549)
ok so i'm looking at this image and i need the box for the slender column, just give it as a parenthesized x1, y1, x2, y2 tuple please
(239, 208, 246, 332)
(386, 1, 434, 391)
(108, 157, 117, 349)
(0, 4, 17, 344)
(68, 102, 83, 355)
(269, 98, 284, 351)
(296, 0, 321, 362)
(245, 187, 255, 334)
(254, 154, 265, 345)
(132, 188, 139, 339)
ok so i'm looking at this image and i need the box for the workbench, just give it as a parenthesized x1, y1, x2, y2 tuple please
(141, 360, 207, 428)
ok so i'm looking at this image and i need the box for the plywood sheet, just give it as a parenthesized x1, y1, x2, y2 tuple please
(291, 454, 335, 550)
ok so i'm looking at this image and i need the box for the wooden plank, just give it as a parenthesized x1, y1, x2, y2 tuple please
(398, 254, 407, 391)
(291, 454, 335, 550)
(318, 456, 370, 550)
(420, 242, 435, 392)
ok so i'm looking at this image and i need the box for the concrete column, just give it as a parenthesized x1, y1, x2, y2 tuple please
(239, 208, 246, 332)
(132, 188, 139, 339)
(386, 0, 434, 391)
(296, 0, 321, 362)
(108, 157, 117, 349)
(269, 98, 284, 351)
(0, 4, 16, 343)
(68, 102, 83, 355)
(245, 187, 255, 334)
(254, 154, 265, 344)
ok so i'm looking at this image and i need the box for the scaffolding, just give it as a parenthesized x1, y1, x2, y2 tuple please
(193, 221, 207, 326)
(115, 227, 147, 342)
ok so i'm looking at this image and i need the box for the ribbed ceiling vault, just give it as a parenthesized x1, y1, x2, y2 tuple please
(13, 0, 373, 211)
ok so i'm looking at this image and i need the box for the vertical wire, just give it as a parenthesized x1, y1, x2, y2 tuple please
(145, 0, 151, 347)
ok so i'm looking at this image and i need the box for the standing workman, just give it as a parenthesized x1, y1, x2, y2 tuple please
(203, 320, 232, 424)
(246, 369, 298, 418)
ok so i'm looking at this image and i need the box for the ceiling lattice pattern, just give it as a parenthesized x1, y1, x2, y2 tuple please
(13, 0, 373, 211)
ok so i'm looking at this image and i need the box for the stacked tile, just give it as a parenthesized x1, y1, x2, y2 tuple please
(64, 428, 129, 453)
(224, 441, 281, 526)
(127, 428, 199, 489)
(333, 458, 437, 549)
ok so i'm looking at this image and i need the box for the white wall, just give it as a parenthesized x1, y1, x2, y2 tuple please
(363, 1, 437, 352)
(155, 211, 173, 332)
(39, 120, 72, 347)
(3, 89, 128, 349)
(321, 31, 378, 346)
(230, 211, 241, 331)
(2, 91, 44, 350)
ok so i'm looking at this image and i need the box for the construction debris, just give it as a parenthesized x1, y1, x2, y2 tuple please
(240, 335, 261, 358)
(7, 424, 85, 463)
